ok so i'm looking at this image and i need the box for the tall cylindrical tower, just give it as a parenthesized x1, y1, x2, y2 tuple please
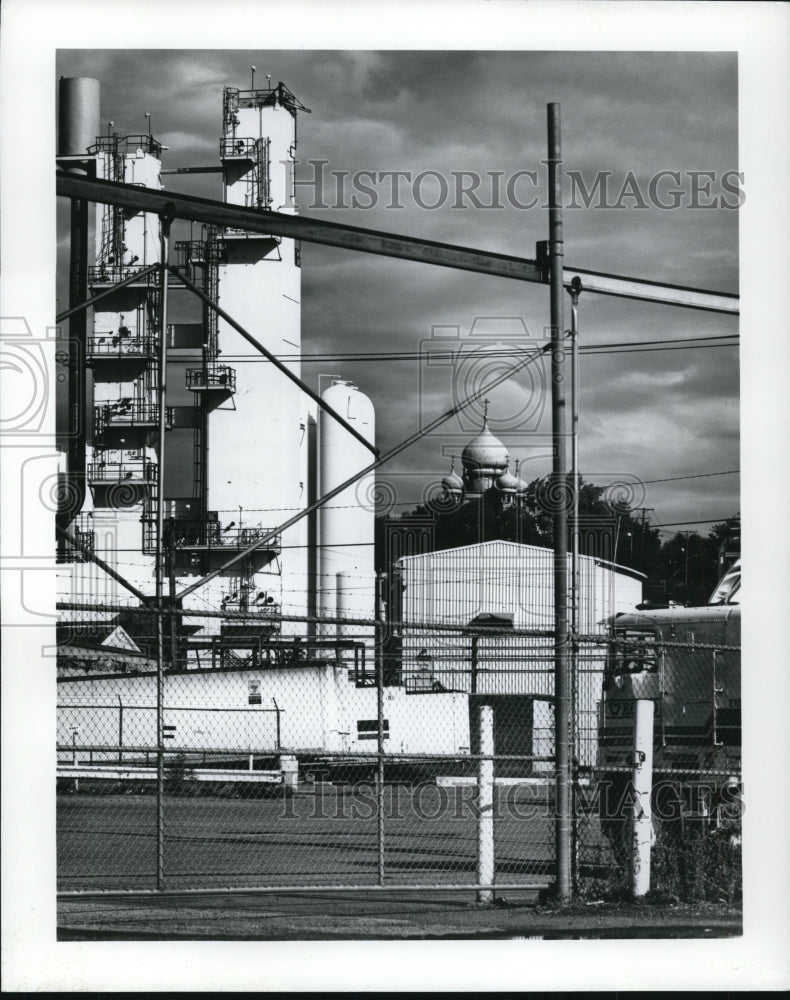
(58, 77, 100, 157)
(206, 83, 309, 633)
(317, 380, 376, 653)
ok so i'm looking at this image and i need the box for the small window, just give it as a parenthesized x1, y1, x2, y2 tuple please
(356, 719, 389, 741)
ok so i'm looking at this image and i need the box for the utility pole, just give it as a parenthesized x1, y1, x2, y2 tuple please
(155, 204, 174, 891)
(546, 102, 571, 906)
(633, 507, 654, 572)
(567, 276, 582, 895)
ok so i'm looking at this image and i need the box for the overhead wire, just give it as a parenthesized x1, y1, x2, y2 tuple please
(212, 333, 738, 364)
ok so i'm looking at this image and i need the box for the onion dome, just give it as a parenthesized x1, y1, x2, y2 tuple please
(461, 421, 509, 473)
(442, 467, 464, 495)
(496, 469, 520, 494)
(513, 464, 529, 494)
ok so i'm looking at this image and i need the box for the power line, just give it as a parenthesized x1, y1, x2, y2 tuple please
(651, 517, 739, 528)
(580, 342, 736, 356)
(212, 333, 738, 364)
(641, 470, 739, 485)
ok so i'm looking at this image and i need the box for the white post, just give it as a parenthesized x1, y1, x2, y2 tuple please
(477, 704, 495, 903)
(631, 698, 655, 898)
(279, 754, 298, 793)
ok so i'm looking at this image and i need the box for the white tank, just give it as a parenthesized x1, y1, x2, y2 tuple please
(317, 380, 376, 651)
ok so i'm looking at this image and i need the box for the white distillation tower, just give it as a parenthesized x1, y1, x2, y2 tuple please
(204, 83, 313, 632)
(58, 75, 166, 604)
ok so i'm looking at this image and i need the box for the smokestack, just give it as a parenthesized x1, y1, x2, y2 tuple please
(58, 77, 100, 160)
(57, 78, 100, 542)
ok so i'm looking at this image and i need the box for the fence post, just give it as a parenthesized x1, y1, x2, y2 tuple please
(477, 704, 495, 903)
(375, 572, 386, 885)
(273, 697, 281, 750)
(118, 694, 123, 765)
(631, 698, 655, 898)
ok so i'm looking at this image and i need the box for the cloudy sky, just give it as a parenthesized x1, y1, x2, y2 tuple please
(56, 48, 740, 539)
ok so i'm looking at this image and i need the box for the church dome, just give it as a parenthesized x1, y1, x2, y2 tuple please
(461, 422, 509, 472)
(442, 470, 464, 493)
(496, 470, 520, 493)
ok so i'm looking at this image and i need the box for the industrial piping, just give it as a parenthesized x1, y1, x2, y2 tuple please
(57, 77, 100, 539)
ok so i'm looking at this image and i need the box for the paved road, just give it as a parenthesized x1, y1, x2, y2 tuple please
(58, 786, 580, 891)
(57, 789, 740, 940)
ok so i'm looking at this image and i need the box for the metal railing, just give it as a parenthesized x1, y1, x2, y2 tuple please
(93, 400, 169, 436)
(87, 333, 157, 358)
(87, 460, 157, 484)
(223, 83, 310, 117)
(185, 365, 237, 393)
(88, 263, 157, 286)
(88, 134, 163, 158)
(220, 137, 257, 159)
(170, 519, 280, 553)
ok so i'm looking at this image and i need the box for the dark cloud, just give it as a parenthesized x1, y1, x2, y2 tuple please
(56, 48, 739, 531)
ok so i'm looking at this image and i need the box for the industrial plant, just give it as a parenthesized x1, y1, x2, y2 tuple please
(43, 48, 747, 930)
(55, 74, 641, 775)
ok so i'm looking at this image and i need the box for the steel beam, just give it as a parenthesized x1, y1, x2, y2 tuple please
(57, 174, 543, 283)
(57, 174, 739, 313)
(564, 266, 738, 315)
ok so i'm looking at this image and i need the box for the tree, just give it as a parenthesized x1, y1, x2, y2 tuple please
(651, 516, 740, 606)
(375, 478, 738, 609)
(376, 475, 660, 572)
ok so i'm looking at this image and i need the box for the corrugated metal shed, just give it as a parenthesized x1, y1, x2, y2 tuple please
(396, 539, 643, 631)
(395, 540, 644, 766)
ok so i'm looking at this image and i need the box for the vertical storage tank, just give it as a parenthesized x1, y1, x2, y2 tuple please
(317, 380, 376, 654)
(58, 77, 100, 158)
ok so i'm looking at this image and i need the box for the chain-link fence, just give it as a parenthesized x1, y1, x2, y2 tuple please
(576, 630, 742, 905)
(57, 619, 741, 904)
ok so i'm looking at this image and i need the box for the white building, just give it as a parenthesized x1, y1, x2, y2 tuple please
(57, 663, 470, 763)
(392, 539, 644, 767)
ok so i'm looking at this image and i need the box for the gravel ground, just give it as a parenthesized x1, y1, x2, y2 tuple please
(57, 890, 742, 940)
